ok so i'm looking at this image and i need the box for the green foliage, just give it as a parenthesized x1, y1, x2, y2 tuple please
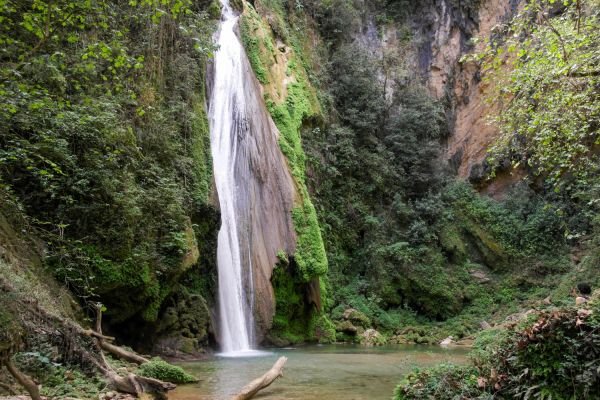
(240, 4, 271, 84)
(41, 367, 104, 399)
(481, 306, 600, 398)
(394, 364, 486, 400)
(0, 0, 217, 327)
(475, 0, 600, 193)
(269, 261, 312, 344)
(136, 359, 198, 383)
(397, 295, 600, 399)
(268, 81, 327, 283)
(293, 0, 573, 333)
(14, 352, 104, 398)
(442, 182, 566, 258)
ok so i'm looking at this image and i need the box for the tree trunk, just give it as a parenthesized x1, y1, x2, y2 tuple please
(231, 356, 287, 400)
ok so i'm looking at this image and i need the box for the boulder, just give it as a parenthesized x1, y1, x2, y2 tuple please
(360, 329, 386, 346)
(153, 291, 210, 356)
(469, 269, 491, 284)
(455, 337, 475, 347)
(576, 296, 589, 305)
(388, 335, 411, 345)
(440, 336, 455, 346)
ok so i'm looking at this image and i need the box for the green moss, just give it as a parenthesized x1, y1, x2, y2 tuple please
(269, 260, 332, 344)
(240, 1, 326, 285)
(291, 203, 328, 281)
(136, 359, 198, 384)
(207, 0, 222, 19)
(240, 5, 272, 84)
(269, 263, 308, 343)
(309, 314, 336, 343)
(266, 81, 326, 283)
(190, 99, 212, 205)
(438, 225, 467, 264)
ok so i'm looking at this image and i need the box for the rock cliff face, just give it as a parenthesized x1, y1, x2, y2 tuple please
(340, 0, 523, 194)
(416, 0, 523, 192)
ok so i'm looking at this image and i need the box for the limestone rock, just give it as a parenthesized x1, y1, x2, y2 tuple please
(207, 13, 300, 341)
(99, 392, 136, 400)
(470, 269, 491, 284)
(455, 337, 475, 347)
(576, 296, 589, 306)
(360, 329, 386, 346)
(388, 335, 411, 345)
(264, 334, 291, 347)
(440, 336, 455, 346)
(480, 321, 492, 330)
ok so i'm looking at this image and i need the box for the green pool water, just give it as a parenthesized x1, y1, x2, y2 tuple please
(170, 344, 469, 400)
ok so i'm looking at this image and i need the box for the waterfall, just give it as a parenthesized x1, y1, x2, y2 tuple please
(208, 0, 298, 356)
(209, 0, 254, 355)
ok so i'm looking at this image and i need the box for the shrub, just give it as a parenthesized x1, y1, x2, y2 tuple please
(136, 359, 197, 384)
(394, 363, 487, 400)
(395, 291, 600, 399)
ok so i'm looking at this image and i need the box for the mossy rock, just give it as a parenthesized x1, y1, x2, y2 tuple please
(342, 308, 372, 328)
(137, 359, 197, 384)
(335, 320, 358, 334)
(438, 225, 467, 264)
(359, 329, 386, 346)
(153, 289, 210, 355)
(311, 314, 336, 343)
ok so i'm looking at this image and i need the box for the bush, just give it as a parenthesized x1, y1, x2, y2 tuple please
(136, 359, 197, 384)
(395, 291, 600, 399)
(394, 363, 487, 400)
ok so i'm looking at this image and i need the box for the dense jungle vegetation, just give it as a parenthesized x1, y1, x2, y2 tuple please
(0, 0, 599, 398)
(300, 0, 599, 344)
(0, 0, 219, 338)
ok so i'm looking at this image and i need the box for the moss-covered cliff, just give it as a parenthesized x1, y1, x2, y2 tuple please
(238, 0, 332, 344)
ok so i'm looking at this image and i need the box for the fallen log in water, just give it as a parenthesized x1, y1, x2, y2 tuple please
(231, 356, 288, 400)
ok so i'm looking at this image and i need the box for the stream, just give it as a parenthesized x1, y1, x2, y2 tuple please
(170, 344, 469, 400)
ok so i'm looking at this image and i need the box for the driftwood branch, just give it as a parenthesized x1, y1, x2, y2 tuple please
(0, 278, 174, 399)
(89, 303, 169, 397)
(231, 356, 288, 400)
(91, 303, 149, 365)
(99, 341, 150, 365)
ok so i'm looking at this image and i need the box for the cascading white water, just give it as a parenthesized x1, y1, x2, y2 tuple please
(208, 0, 299, 356)
(209, 0, 255, 356)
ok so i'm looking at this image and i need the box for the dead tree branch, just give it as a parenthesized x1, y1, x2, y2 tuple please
(231, 356, 288, 400)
